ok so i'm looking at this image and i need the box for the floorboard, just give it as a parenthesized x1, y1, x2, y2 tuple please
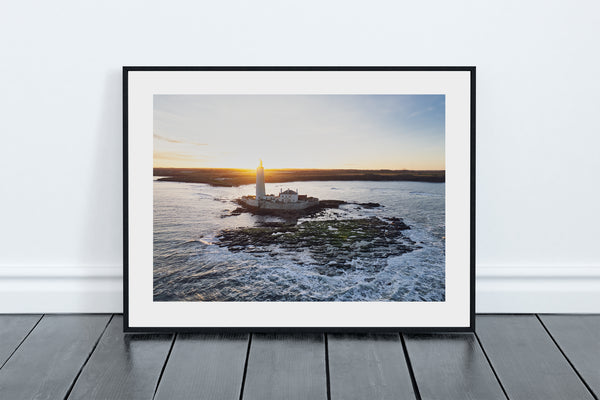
(404, 333, 506, 400)
(242, 333, 328, 400)
(66, 315, 173, 400)
(0, 314, 110, 400)
(154, 333, 249, 400)
(328, 333, 415, 400)
(539, 314, 600, 398)
(0, 314, 41, 368)
(0, 314, 597, 399)
(476, 315, 594, 400)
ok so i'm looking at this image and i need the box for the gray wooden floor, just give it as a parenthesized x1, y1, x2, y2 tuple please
(0, 315, 598, 400)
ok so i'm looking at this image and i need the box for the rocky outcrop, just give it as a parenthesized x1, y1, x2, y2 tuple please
(216, 217, 419, 277)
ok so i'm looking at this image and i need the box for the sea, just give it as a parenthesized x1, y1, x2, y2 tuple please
(153, 179, 445, 302)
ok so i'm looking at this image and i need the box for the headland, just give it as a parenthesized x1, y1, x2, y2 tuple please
(154, 168, 445, 186)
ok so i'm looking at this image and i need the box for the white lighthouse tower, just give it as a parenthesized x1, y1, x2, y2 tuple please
(256, 159, 266, 200)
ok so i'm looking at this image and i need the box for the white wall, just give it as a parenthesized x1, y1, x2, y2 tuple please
(1, 0, 599, 312)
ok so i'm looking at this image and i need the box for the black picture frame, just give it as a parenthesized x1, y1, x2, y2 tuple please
(123, 66, 475, 333)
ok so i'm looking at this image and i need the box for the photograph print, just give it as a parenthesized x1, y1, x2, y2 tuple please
(153, 94, 446, 303)
(125, 67, 474, 330)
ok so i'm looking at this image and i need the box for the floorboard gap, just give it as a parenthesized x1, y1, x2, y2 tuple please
(535, 315, 598, 400)
(152, 333, 177, 400)
(237, 333, 253, 400)
(0, 314, 44, 371)
(63, 314, 114, 400)
(324, 334, 331, 400)
(400, 333, 422, 400)
(474, 331, 510, 400)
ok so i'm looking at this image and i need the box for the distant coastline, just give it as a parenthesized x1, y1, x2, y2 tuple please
(154, 168, 445, 187)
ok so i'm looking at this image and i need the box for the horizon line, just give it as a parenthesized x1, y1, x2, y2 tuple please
(153, 167, 446, 172)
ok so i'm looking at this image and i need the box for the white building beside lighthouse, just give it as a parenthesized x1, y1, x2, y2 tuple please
(279, 189, 299, 203)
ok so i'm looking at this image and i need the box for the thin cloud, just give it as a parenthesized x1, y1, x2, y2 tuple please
(154, 133, 208, 146)
(154, 151, 209, 161)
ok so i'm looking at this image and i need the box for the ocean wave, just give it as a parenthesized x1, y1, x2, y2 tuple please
(409, 191, 444, 197)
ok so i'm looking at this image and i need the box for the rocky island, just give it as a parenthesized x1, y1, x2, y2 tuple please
(213, 160, 419, 276)
(221, 161, 379, 219)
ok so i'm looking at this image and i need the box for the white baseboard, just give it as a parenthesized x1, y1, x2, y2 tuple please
(476, 266, 600, 313)
(0, 267, 123, 313)
(0, 266, 599, 313)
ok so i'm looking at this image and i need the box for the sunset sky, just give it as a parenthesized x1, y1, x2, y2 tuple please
(153, 95, 445, 170)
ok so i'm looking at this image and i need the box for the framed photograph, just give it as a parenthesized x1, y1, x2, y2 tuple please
(123, 67, 475, 332)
